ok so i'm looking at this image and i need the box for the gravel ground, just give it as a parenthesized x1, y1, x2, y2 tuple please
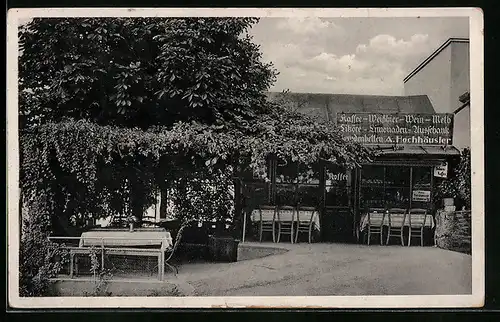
(176, 243, 472, 296)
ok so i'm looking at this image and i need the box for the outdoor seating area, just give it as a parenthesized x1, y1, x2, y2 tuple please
(246, 205, 321, 244)
(359, 208, 435, 246)
(48, 222, 243, 282)
(50, 227, 181, 281)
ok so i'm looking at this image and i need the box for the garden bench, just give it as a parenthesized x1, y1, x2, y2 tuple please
(68, 246, 166, 281)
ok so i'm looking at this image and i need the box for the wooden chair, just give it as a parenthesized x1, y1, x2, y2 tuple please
(276, 205, 296, 243)
(258, 205, 277, 242)
(294, 206, 317, 243)
(366, 208, 387, 245)
(406, 208, 428, 246)
(163, 224, 186, 276)
(386, 208, 407, 246)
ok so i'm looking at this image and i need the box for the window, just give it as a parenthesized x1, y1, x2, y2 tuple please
(360, 165, 433, 211)
(360, 165, 386, 209)
(272, 161, 322, 206)
(275, 161, 298, 205)
(244, 181, 269, 206)
(385, 166, 410, 208)
(360, 186, 385, 209)
(412, 167, 432, 189)
(385, 166, 410, 187)
(411, 167, 432, 209)
(297, 164, 321, 207)
(360, 165, 384, 187)
(241, 160, 271, 207)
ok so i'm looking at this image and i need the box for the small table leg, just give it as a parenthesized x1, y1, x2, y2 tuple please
(158, 254, 161, 281)
(160, 252, 165, 281)
(69, 253, 74, 279)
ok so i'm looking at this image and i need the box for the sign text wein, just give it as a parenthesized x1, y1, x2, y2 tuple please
(336, 113, 454, 145)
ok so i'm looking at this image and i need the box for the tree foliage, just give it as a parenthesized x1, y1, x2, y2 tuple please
(436, 148, 471, 209)
(20, 198, 68, 296)
(19, 17, 276, 129)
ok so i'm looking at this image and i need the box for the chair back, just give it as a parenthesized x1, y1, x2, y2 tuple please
(407, 208, 428, 228)
(165, 224, 186, 262)
(388, 208, 407, 227)
(277, 205, 296, 222)
(259, 205, 277, 223)
(367, 208, 387, 226)
(296, 206, 316, 223)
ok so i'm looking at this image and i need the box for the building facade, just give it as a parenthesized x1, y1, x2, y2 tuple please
(243, 92, 461, 243)
(404, 38, 470, 151)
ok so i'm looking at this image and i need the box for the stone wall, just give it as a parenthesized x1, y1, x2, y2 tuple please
(435, 210, 471, 254)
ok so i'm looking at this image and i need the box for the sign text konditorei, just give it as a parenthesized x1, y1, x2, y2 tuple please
(336, 113, 454, 145)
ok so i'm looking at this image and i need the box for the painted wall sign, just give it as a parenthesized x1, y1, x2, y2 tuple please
(434, 162, 448, 178)
(412, 190, 431, 202)
(328, 173, 348, 181)
(336, 112, 454, 146)
(325, 170, 350, 186)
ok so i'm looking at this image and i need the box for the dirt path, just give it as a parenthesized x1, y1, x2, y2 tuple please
(177, 243, 472, 296)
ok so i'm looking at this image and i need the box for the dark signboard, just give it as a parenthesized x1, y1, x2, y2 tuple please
(336, 113, 454, 146)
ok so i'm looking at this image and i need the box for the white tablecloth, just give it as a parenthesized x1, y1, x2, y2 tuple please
(79, 228, 173, 250)
(250, 209, 321, 231)
(359, 212, 435, 232)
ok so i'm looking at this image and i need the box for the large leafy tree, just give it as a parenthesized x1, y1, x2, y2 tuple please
(19, 17, 276, 129)
(19, 17, 278, 232)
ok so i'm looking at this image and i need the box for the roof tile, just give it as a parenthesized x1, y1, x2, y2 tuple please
(267, 92, 436, 122)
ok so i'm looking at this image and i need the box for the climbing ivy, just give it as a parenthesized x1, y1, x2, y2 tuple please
(20, 105, 373, 232)
(435, 148, 471, 210)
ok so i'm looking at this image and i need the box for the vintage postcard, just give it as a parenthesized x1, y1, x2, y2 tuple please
(7, 7, 484, 309)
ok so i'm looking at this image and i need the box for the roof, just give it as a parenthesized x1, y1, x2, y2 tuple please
(404, 38, 470, 83)
(266, 92, 436, 122)
(267, 92, 460, 157)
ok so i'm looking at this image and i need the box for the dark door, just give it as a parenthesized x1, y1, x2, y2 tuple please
(321, 166, 355, 242)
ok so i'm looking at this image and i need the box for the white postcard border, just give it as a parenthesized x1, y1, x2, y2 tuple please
(7, 7, 485, 309)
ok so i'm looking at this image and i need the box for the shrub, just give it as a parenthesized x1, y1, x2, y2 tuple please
(83, 246, 113, 297)
(19, 200, 68, 297)
(435, 148, 471, 210)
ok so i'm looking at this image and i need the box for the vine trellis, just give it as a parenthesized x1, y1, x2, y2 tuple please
(20, 107, 373, 235)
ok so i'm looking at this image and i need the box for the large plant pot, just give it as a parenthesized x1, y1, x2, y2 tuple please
(208, 236, 239, 262)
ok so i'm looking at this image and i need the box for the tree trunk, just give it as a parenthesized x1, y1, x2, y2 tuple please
(232, 162, 243, 240)
(160, 187, 168, 220)
(51, 186, 70, 236)
(128, 177, 143, 226)
(50, 160, 71, 235)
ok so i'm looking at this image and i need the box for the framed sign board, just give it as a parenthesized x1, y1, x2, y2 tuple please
(337, 112, 454, 146)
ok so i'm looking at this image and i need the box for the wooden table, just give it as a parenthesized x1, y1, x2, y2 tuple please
(359, 212, 435, 232)
(72, 228, 173, 281)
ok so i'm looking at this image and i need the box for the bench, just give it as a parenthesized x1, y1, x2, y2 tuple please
(68, 246, 165, 281)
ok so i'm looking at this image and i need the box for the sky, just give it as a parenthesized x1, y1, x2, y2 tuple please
(17, 16, 469, 96)
(250, 17, 469, 95)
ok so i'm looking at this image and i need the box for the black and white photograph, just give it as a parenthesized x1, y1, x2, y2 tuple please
(7, 8, 484, 308)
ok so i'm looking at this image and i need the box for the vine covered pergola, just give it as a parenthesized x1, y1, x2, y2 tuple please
(20, 102, 373, 235)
